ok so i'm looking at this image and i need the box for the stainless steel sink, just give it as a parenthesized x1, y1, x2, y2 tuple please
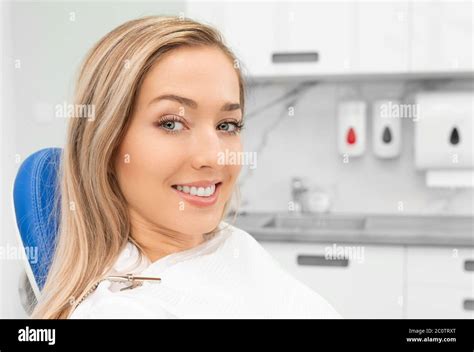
(263, 213, 366, 230)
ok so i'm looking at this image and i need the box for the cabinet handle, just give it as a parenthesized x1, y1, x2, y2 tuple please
(272, 52, 319, 64)
(463, 299, 474, 311)
(297, 254, 349, 268)
(464, 260, 474, 272)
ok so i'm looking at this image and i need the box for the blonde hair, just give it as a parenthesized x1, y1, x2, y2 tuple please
(31, 16, 245, 319)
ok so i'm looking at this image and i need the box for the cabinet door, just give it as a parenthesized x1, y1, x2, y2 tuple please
(411, 1, 474, 72)
(407, 246, 474, 287)
(406, 246, 474, 318)
(186, 1, 357, 77)
(355, 1, 410, 73)
(260, 241, 404, 318)
(270, 1, 356, 76)
(185, 2, 275, 78)
(407, 285, 474, 319)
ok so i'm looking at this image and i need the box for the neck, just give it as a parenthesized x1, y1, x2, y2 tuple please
(128, 209, 205, 263)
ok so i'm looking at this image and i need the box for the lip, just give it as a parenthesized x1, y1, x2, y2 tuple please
(171, 181, 222, 208)
(172, 179, 221, 188)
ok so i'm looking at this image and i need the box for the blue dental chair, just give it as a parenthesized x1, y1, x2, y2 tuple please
(13, 148, 62, 300)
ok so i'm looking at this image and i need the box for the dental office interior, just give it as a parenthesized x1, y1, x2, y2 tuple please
(1, 0, 473, 319)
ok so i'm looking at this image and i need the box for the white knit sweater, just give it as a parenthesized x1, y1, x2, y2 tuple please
(69, 222, 341, 319)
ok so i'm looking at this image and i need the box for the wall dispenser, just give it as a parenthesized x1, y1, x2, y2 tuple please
(415, 92, 474, 188)
(372, 100, 402, 159)
(337, 100, 366, 157)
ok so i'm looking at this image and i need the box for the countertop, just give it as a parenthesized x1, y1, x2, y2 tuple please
(232, 211, 474, 247)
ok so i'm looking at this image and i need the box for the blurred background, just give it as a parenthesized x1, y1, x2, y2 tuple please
(1, 0, 473, 318)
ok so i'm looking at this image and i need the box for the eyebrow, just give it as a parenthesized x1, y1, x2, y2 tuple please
(148, 94, 241, 112)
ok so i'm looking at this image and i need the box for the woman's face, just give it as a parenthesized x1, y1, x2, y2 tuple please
(115, 45, 243, 238)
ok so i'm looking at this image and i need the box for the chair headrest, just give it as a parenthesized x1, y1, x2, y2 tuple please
(13, 148, 62, 291)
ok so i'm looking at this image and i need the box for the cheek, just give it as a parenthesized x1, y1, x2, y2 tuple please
(223, 165, 241, 201)
(229, 136, 243, 152)
(115, 127, 186, 206)
(220, 140, 243, 198)
(227, 163, 242, 181)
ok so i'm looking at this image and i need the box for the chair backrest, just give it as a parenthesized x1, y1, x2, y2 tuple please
(13, 148, 62, 294)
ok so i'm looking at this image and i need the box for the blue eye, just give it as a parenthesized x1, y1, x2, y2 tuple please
(155, 116, 244, 135)
(161, 120, 184, 131)
(217, 121, 244, 135)
(156, 116, 185, 134)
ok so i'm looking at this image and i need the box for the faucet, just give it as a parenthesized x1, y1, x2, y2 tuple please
(291, 177, 308, 213)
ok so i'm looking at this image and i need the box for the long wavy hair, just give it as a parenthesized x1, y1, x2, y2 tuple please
(31, 15, 245, 319)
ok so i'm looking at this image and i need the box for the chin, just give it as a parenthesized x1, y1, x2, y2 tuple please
(179, 211, 223, 236)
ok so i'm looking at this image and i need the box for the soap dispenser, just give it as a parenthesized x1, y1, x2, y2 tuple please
(372, 100, 402, 159)
(337, 100, 366, 157)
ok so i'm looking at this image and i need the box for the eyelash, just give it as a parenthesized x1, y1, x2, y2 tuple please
(155, 115, 245, 135)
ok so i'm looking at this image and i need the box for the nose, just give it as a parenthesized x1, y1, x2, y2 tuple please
(189, 126, 225, 170)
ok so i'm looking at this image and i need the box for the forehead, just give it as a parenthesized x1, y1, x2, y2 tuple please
(139, 45, 240, 107)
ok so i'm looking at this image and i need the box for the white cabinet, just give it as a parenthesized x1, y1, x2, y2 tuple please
(357, 0, 474, 74)
(260, 241, 404, 318)
(270, 2, 356, 76)
(186, 1, 473, 77)
(186, 1, 356, 78)
(406, 246, 474, 318)
(407, 285, 474, 319)
(355, 1, 411, 73)
(262, 240, 474, 319)
(185, 2, 275, 77)
(407, 246, 474, 286)
(410, 0, 474, 72)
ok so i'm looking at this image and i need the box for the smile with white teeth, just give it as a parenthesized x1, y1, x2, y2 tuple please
(173, 184, 217, 197)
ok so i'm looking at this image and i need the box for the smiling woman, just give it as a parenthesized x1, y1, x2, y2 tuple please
(114, 44, 244, 261)
(31, 15, 340, 319)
